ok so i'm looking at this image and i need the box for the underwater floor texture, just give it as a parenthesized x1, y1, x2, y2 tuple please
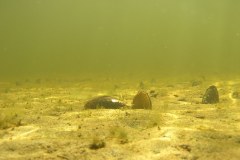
(0, 76, 240, 160)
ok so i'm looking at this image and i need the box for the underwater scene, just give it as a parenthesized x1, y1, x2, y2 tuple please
(1, 0, 240, 159)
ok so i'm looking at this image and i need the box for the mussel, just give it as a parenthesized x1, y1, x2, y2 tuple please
(84, 96, 126, 109)
(132, 91, 152, 109)
(202, 85, 219, 104)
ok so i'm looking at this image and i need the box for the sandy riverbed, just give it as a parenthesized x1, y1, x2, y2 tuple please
(0, 76, 240, 160)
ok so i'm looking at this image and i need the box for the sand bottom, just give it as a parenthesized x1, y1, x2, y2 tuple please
(0, 76, 240, 160)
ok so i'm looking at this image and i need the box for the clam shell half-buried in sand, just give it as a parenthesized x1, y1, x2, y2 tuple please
(84, 96, 126, 109)
(132, 91, 152, 109)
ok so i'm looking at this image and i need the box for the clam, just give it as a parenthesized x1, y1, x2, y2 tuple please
(84, 96, 126, 109)
(202, 85, 219, 104)
(132, 91, 152, 109)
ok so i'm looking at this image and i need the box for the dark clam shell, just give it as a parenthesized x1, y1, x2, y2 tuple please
(132, 91, 152, 109)
(84, 96, 126, 109)
(202, 85, 219, 104)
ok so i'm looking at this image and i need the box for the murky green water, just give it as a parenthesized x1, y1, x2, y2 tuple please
(1, 0, 240, 78)
(1, 2, 240, 159)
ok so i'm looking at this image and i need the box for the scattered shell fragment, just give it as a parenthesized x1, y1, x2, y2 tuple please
(84, 96, 126, 109)
(202, 85, 219, 104)
(132, 91, 152, 109)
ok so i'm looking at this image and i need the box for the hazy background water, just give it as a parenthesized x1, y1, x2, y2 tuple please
(1, 0, 240, 78)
